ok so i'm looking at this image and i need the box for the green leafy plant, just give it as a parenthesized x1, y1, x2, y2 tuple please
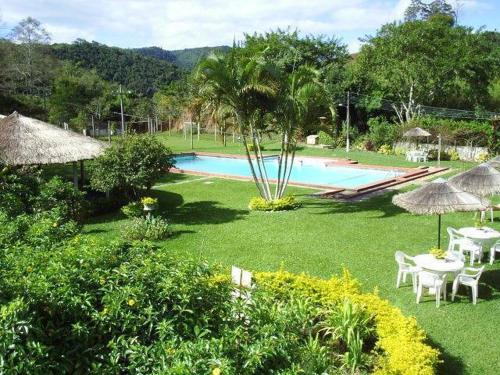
(248, 196, 301, 211)
(121, 201, 143, 218)
(447, 149, 460, 161)
(141, 196, 158, 206)
(318, 130, 334, 146)
(476, 151, 489, 163)
(377, 144, 392, 155)
(123, 216, 171, 241)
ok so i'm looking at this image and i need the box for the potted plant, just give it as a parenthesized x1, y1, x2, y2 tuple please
(141, 197, 158, 212)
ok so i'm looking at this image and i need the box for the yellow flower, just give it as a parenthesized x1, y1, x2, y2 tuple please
(212, 368, 221, 375)
(52, 222, 58, 227)
(26, 266, 33, 273)
(127, 299, 136, 307)
(102, 307, 108, 314)
(99, 278, 106, 285)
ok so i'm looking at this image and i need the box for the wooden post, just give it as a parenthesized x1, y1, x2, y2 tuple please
(80, 160, 84, 188)
(197, 121, 200, 140)
(72, 162, 78, 189)
(190, 121, 194, 149)
(214, 123, 217, 142)
(232, 129, 235, 143)
(91, 115, 95, 137)
(155, 116, 158, 133)
(107, 121, 111, 143)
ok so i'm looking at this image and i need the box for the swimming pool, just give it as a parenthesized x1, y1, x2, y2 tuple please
(173, 154, 407, 189)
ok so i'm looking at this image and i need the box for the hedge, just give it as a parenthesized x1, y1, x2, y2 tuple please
(255, 269, 440, 375)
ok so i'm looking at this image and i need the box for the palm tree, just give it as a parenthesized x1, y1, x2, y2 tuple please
(196, 48, 324, 200)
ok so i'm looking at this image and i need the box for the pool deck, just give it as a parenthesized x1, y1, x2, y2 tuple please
(171, 152, 449, 198)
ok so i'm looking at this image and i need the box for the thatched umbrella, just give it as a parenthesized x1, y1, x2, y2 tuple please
(0, 111, 107, 186)
(486, 155, 500, 169)
(449, 163, 500, 197)
(393, 178, 487, 248)
(403, 127, 431, 149)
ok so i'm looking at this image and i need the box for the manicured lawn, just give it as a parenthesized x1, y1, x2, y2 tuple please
(84, 134, 498, 374)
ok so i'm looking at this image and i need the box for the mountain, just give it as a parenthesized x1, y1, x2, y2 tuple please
(133, 46, 230, 70)
(50, 40, 181, 95)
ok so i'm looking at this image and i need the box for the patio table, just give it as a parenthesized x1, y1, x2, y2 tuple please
(458, 227, 500, 260)
(413, 254, 464, 295)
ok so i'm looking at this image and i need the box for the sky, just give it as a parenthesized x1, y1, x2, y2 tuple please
(0, 0, 498, 52)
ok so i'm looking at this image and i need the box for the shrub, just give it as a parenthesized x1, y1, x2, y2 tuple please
(123, 216, 171, 241)
(121, 201, 144, 218)
(248, 196, 301, 211)
(377, 144, 392, 155)
(90, 135, 173, 200)
(427, 149, 450, 161)
(476, 151, 489, 163)
(0, 169, 39, 217)
(448, 149, 460, 161)
(247, 143, 265, 151)
(318, 130, 334, 146)
(34, 176, 86, 221)
(367, 117, 400, 149)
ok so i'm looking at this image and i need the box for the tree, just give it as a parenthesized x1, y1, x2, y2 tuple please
(404, 0, 456, 23)
(90, 135, 173, 199)
(351, 15, 496, 121)
(196, 42, 325, 200)
(8, 17, 53, 95)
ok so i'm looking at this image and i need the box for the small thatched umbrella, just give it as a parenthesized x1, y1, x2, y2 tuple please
(449, 163, 500, 197)
(403, 127, 431, 149)
(393, 178, 487, 248)
(486, 155, 500, 169)
(0, 111, 107, 186)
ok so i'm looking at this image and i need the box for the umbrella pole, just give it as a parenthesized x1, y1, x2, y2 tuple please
(437, 214, 441, 249)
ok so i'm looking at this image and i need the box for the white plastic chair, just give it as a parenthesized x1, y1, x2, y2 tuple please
(451, 266, 484, 305)
(395, 251, 420, 292)
(490, 241, 500, 265)
(474, 207, 494, 223)
(445, 249, 465, 262)
(447, 227, 483, 266)
(416, 271, 447, 307)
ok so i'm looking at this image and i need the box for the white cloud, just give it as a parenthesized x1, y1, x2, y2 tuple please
(0, 0, 497, 51)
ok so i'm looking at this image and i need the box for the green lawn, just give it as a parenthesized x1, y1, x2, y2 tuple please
(84, 134, 499, 374)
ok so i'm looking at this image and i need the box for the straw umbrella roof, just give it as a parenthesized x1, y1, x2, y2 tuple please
(486, 155, 500, 169)
(449, 163, 500, 196)
(0, 111, 107, 166)
(393, 178, 486, 215)
(403, 127, 431, 137)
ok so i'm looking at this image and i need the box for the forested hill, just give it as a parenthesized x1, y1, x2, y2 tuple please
(133, 46, 230, 70)
(50, 40, 181, 95)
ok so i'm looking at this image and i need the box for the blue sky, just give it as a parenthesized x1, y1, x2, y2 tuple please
(0, 1, 498, 52)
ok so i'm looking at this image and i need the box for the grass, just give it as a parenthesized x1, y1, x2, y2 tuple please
(83, 133, 498, 374)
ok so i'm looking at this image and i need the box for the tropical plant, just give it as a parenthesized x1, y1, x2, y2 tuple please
(123, 216, 171, 241)
(121, 201, 143, 218)
(248, 196, 301, 211)
(90, 135, 173, 200)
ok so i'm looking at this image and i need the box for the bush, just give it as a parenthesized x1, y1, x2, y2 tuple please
(34, 176, 86, 221)
(247, 143, 265, 151)
(367, 117, 400, 149)
(476, 151, 489, 163)
(123, 216, 171, 241)
(427, 149, 450, 161)
(448, 149, 460, 161)
(248, 196, 301, 211)
(0, 169, 39, 217)
(377, 144, 392, 155)
(90, 135, 173, 200)
(318, 130, 334, 146)
(121, 201, 144, 218)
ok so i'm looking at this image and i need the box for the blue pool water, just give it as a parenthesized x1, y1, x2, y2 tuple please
(173, 155, 405, 189)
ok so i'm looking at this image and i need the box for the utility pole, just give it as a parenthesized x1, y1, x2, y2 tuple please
(437, 134, 441, 167)
(190, 120, 194, 149)
(91, 115, 95, 137)
(346, 91, 350, 153)
(119, 85, 125, 135)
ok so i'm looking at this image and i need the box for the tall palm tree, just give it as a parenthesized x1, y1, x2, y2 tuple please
(196, 48, 324, 200)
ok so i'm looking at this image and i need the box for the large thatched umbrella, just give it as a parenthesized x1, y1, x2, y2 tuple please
(0, 111, 107, 186)
(449, 163, 500, 197)
(393, 178, 487, 248)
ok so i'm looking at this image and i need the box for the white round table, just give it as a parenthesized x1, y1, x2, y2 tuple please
(413, 254, 464, 295)
(414, 254, 464, 274)
(458, 227, 500, 242)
